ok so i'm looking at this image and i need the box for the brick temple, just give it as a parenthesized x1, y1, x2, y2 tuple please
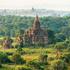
(24, 15, 48, 45)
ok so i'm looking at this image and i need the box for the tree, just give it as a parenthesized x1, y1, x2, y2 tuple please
(39, 54, 48, 64)
(16, 47, 23, 54)
(11, 52, 26, 64)
(51, 60, 67, 70)
(61, 26, 70, 39)
(0, 52, 11, 64)
(62, 53, 70, 64)
(55, 33, 66, 42)
(28, 60, 45, 70)
(47, 29, 55, 44)
(54, 42, 67, 50)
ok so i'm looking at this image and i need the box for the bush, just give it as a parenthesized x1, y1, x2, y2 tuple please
(28, 60, 45, 70)
(48, 57, 54, 61)
(0, 64, 2, 68)
(11, 52, 26, 64)
(15, 66, 32, 70)
(16, 47, 23, 54)
(61, 53, 70, 64)
(54, 42, 67, 51)
(51, 60, 67, 70)
(0, 52, 11, 63)
(39, 54, 48, 64)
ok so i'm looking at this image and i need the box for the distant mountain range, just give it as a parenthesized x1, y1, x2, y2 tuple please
(0, 9, 70, 17)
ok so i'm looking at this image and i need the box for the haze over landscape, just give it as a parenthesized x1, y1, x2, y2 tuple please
(0, 0, 70, 11)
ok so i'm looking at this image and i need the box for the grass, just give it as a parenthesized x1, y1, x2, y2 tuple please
(23, 54, 39, 61)
(0, 46, 70, 70)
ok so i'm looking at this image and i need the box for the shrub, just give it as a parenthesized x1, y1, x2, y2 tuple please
(0, 52, 11, 63)
(16, 47, 23, 54)
(39, 54, 48, 64)
(54, 42, 67, 50)
(48, 57, 54, 61)
(15, 66, 32, 70)
(0, 64, 2, 68)
(61, 53, 70, 64)
(51, 60, 67, 70)
(11, 52, 26, 64)
(28, 60, 45, 70)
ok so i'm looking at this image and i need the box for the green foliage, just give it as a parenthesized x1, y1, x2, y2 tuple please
(54, 42, 67, 50)
(28, 60, 45, 70)
(51, 60, 67, 70)
(0, 16, 69, 39)
(15, 66, 32, 70)
(0, 52, 11, 63)
(61, 26, 70, 39)
(16, 47, 23, 54)
(47, 29, 55, 44)
(0, 15, 70, 70)
(61, 53, 70, 64)
(39, 54, 48, 64)
(55, 33, 66, 42)
(11, 52, 26, 64)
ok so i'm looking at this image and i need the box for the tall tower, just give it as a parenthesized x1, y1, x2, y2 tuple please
(33, 15, 40, 30)
(24, 15, 48, 45)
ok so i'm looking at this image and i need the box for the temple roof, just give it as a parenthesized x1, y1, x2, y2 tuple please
(33, 15, 40, 30)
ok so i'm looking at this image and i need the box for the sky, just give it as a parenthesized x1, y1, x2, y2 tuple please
(0, 0, 70, 11)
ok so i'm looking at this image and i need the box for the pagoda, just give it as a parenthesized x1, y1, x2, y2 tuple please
(24, 15, 48, 45)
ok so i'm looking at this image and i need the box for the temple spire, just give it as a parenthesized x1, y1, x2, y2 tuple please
(33, 15, 40, 30)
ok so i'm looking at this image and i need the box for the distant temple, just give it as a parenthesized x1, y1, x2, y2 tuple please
(24, 15, 48, 45)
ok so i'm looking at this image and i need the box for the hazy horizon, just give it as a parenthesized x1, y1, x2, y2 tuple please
(0, 0, 70, 11)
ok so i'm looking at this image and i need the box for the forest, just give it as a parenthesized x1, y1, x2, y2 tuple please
(0, 15, 70, 70)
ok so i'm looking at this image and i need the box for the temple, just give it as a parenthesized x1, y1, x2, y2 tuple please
(24, 15, 48, 45)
